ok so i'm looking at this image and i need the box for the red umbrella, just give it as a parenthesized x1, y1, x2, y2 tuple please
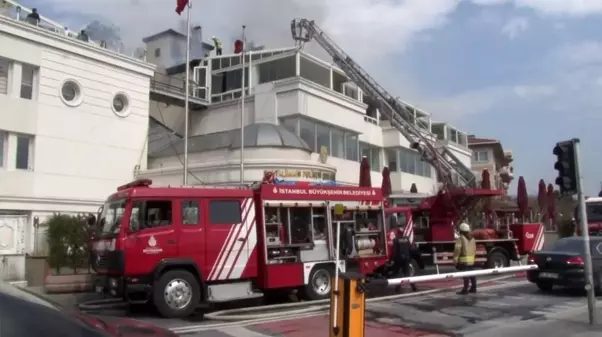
(410, 183, 418, 194)
(381, 167, 392, 197)
(359, 156, 371, 187)
(537, 179, 547, 221)
(480, 169, 491, 189)
(547, 183, 556, 222)
(481, 169, 492, 219)
(516, 176, 528, 220)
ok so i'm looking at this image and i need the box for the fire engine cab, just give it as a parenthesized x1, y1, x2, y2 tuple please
(90, 178, 388, 318)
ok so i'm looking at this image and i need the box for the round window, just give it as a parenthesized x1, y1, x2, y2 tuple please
(111, 93, 130, 117)
(60, 80, 82, 106)
(113, 96, 125, 112)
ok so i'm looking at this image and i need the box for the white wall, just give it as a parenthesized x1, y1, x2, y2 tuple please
(0, 15, 155, 210)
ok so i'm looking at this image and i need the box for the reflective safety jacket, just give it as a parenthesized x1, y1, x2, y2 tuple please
(453, 234, 476, 265)
(212, 38, 222, 49)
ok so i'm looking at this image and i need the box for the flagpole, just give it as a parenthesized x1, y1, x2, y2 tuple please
(240, 25, 246, 184)
(183, 0, 191, 185)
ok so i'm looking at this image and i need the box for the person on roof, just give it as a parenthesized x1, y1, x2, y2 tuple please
(77, 30, 89, 42)
(454, 222, 477, 295)
(212, 36, 222, 55)
(26, 8, 40, 25)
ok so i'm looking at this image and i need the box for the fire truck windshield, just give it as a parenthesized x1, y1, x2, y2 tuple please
(98, 199, 126, 235)
(586, 202, 602, 222)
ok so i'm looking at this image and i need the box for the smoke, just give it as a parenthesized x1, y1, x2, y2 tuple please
(40, 0, 459, 61)
(39, 0, 460, 99)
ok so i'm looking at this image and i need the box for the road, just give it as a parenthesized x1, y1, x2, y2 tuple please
(163, 277, 602, 337)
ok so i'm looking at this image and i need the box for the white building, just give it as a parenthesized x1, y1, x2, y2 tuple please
(140, 33, 472, 207)
(0, 10, 155, 282)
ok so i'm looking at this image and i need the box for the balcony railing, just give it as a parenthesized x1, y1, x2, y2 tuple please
(150, 72, 209, 105)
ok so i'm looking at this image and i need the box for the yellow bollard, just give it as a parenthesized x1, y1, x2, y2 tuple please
(330, 272, 366, 337)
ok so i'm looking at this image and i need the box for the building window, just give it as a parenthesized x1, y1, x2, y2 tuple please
(112, 92, 130, 117)
(316, 123, 329, 154)
(15, 135, 32, 170)
(209, 200, 242, 224)
(345, 133, 358, 161)
(299, 118, 315, 151)
(399, 148, 431, 178)
(60, 79, 83, 107)
(473, 151, 489, 163)
(0, 131, 6, 167)
(257, 56, 296, 84)
(20, 64, 35, 100)
(280, 118, 298, 135)
(154, 48, 161, 58)
(386, 148, 398, 172)
(331, 129, 344, 158)
(299, 56, 330, 88)
(0, 58, 9, 95)
(359, 142, 381, 171)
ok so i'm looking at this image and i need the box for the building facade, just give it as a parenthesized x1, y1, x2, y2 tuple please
(140, 36, 473, 205)
(467, 135, 514, 193)
(0, 10, 155, 282)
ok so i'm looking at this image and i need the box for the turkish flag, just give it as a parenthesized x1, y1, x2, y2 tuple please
(175, 0, 189, 15)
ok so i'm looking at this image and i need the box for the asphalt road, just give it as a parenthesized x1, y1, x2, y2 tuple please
(164, 278, 602, 337)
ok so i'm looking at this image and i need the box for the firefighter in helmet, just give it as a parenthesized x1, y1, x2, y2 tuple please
(212, 36, 222, 55)
(454, 222, 477, 294)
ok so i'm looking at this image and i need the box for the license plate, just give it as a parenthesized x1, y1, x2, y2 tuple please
(95, 286, 104, 293)
(539, 272, 559, 279)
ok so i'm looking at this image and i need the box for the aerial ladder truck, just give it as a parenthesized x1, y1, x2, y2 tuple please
(290, 19, 544, 273)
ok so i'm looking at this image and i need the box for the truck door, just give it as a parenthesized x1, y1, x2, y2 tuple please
(205, 197, 255, 281)
(124, 199, 179, 276)
(177, 199, 206, 277)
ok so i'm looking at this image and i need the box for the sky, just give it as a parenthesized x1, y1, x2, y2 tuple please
(15, 0, 602, 195)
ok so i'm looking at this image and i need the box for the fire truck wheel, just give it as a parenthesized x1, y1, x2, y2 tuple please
(153, 270, 200, 318)
(485, 251, 509, 269)
(303, 265, 334, 301)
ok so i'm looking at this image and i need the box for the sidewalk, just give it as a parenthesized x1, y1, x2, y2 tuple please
(469, 302, 602, 337)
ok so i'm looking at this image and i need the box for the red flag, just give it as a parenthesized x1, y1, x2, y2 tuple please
(234, 39, 244, 54)
(176, 0, 189, 15)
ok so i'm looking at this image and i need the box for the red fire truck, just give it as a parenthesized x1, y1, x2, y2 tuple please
(384, 189, 545, 275)
(90, 178, 388, 318)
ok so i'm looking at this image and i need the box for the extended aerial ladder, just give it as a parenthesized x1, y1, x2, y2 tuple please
(290, 19, 477, 195)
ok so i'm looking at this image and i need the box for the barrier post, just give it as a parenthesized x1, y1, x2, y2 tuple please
(330, 272, 366, 337)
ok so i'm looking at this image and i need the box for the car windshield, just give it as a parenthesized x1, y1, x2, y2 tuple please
(586, 202, 602, 222)
(551, 238, 585, 254)
(99, 199, 126, 235)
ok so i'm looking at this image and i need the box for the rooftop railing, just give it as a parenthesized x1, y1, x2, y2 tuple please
(0, 0, 146, 60)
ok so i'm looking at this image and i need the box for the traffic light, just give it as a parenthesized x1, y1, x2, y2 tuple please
(553, 139, 577, 195)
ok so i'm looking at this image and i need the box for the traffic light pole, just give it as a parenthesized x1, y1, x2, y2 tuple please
(574, 139, 597, 325)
